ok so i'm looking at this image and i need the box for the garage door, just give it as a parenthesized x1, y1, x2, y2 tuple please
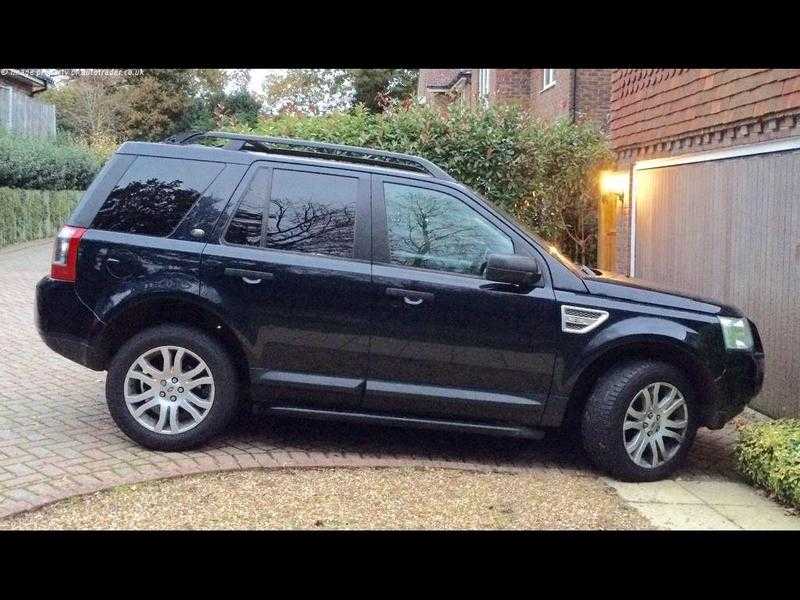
(632, 146, 800, 418)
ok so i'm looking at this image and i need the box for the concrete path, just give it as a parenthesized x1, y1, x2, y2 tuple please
(606, 478, 800, 530)
(0, 239, 796, 529)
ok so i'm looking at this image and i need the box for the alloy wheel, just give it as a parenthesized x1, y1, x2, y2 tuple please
(123, 345, 215, 435)
(622, 382, 688, 469)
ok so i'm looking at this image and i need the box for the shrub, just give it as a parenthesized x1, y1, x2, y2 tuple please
(0, 188, 83, 247)
(0, 129, 106, 191)
(736, 419, 800, 509)
(227, 103, 612, 265)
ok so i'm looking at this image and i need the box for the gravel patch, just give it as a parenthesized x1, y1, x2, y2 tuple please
(0, 467, 652, 530)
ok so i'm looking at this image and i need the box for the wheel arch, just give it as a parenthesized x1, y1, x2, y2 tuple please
(559, 337, 716, 429)
(96, 293, 251, 387)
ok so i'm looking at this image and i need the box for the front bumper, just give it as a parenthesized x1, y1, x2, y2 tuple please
(35, 276, 105, 371)
(703, 349, 765, 429)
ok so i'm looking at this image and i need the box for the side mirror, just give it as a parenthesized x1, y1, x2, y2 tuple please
(484, 253, 541, 287)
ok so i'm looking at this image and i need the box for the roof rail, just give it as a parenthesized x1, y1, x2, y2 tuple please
(165, 130, 455, 181)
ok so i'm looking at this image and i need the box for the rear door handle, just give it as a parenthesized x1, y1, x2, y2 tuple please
(224, 268, 274, 284)
(386, 287, 434, 305)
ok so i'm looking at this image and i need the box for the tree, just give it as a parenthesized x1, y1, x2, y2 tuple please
(40, 77, 125, 143)
(386, 187, 492, 274)
(115, 69, 197, 140)
(269, 197, 355, 256)
(226, 69, 251, 93)
(219, 90, 261, 127)
(262, 69, 352, 115)
(43, 69, 263, 144)
(262, 69, 418, 115)
(187, 88, 262, 131)
(194, 69, 228, 97)
(349, 69, 418, 112)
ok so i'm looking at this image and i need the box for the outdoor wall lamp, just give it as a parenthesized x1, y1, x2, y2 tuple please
(600, 170, 629, 202)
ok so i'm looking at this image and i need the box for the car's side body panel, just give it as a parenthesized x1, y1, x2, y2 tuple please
(34, 140, 765, 442)
(540, 289, 764, 428)
(364, 173, 559, 426)
(200, 160, 374, 410)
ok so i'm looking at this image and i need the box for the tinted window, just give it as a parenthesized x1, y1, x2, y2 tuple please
(383, 182, 514, 276)
(92, 157, 223, 236)
(224, 168, 268, 247)
(267, 169, 357, 258)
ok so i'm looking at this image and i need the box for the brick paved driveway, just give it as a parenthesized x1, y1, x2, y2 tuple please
(0, 241, 757, 520)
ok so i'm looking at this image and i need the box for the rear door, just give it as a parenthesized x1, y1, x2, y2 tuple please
(201, 161, 372, 410)
(363, 175, 558, 425)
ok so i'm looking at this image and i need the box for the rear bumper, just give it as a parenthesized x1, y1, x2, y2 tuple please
(39, 332, 104, 371)
(35, 276, 105, 371)
(703, 350, 765, 429)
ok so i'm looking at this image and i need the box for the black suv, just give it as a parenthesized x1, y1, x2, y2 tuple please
(35, 131, 764, 481)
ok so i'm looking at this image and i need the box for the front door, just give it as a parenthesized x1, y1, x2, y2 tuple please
(201, 162, 372, 409)
(364, 176, 557, 426)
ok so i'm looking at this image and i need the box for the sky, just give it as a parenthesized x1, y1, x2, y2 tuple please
(244, 69, 284, 95)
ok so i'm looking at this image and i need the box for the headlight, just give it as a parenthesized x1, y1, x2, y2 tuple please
(718, 316, 754, 350)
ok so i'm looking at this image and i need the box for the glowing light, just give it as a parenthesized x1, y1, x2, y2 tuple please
(600, 171, 629, 197)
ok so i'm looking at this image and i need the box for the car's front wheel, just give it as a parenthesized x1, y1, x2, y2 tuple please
(106, 324, 239, 451)
(581, 360, 697, 482)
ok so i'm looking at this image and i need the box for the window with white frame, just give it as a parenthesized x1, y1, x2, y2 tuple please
(478, 69, 491, 102)
(542, 68, 556, 90)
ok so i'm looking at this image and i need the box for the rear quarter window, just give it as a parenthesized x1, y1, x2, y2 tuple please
(91, 156, 223, 236)
(224, 167, 269, 247)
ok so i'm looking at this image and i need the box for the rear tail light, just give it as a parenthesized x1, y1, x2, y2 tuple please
(51, 226, 87, 282)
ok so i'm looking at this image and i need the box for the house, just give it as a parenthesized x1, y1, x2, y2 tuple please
(598, 68, 800, 419)
(417, 68, 613, 129)
(0, 68, 55, 137)
(417, 69, 471, 110)
(0, 69, 51, 96)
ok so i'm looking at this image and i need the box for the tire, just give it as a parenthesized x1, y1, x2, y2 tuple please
(581, 360, 697, 482)
(106, 324, 239, 451)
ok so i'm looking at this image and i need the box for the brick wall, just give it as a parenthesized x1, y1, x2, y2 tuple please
(419, 69, 613, 129)
(493, 69, 532, 105)
(575, 69, 611, 130)
(529, 69, 574, 122)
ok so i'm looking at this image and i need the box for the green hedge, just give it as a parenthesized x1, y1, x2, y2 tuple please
(0, 129, 105, 191)
(736, 419, 800, 509)
(226, 103, 612, 265)
(0, 188, 83, 248)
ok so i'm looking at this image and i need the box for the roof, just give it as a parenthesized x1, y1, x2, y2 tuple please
(0, 69, 52, 93)
(609, 69, 800, 153)
(116, 141, 446, 183)
(420, 69, 471, 91)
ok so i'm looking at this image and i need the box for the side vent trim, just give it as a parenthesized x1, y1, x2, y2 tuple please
(561, 305, 609, 334)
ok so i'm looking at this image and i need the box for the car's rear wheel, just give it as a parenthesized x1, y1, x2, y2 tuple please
(581, 360, 697, 482)
(106, 324, 239, 451)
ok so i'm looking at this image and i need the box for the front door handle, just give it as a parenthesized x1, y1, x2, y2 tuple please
(224, 268, 275, 284)
(386, 287, 434, 305)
